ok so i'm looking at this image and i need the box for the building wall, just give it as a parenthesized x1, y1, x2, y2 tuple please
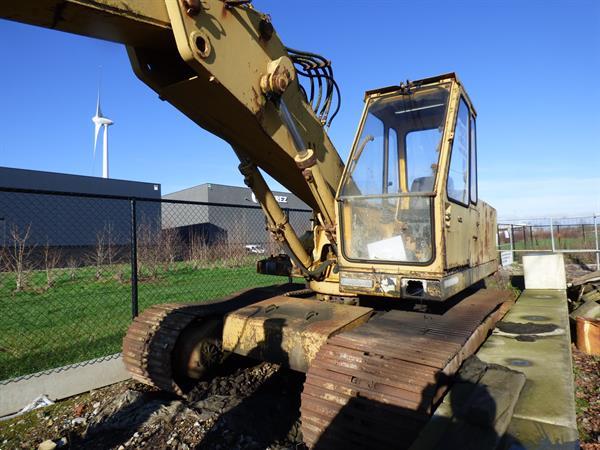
(0, 167, 161, 247)
(162, 183, 313, 246)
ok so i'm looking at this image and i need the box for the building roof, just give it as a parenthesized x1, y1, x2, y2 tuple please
(0, 166, 161, 199)
(163, 182, 309, 210)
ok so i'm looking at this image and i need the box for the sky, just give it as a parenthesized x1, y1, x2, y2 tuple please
(0, 0, 598, 219)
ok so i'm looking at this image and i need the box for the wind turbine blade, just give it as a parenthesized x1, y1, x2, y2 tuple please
(93, 122, 101, 159)
(96, 89, 100, 116)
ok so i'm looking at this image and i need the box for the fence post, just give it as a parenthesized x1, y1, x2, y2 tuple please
(550, 217, 555, 252)
(529, 226, 534, 247)
(285, 208, 293, 284)
(594, 214, 599, 270)
(130, 199, 139, 319)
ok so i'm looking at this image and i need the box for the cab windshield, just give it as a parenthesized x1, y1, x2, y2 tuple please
(339, 83, 450, 263)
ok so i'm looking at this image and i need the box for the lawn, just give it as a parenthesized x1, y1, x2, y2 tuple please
(498, 236, 599, 265)
(0, 261, 283, 380)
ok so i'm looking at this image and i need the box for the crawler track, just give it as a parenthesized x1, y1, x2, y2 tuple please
(122, 283, 303, 396)
(301, 289, 513, 449)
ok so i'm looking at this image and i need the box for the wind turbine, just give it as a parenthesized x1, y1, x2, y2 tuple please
(92, 90, 114, 179)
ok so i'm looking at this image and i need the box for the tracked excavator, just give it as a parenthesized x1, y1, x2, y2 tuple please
(1, 1, 578, 449)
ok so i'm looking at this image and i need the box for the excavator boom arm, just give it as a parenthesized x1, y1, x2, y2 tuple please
(0, 1, 173, 48)
(1, 0, 346, 271)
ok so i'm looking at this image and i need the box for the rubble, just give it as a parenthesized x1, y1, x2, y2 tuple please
(0, 359, 305, 450)
(573, 345, 600, 449)
(37, 440, 56, 450)
(0, 327, 596, 449)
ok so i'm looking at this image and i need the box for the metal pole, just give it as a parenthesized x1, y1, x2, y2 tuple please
(509, 224, 514, 261)
(550, 217, 555, 253)
(286, 208, 293, 284)
(495, 224, 499, 248)
(594, 214, 599, 270)
(130, 199, 139, 319)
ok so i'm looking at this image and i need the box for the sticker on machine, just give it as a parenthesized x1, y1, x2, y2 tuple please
(443, 276, 459, 288)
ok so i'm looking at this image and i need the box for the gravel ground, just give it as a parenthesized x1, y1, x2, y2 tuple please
(0, 358, 306, 450)
(2, 349, 597, 450)
(573, 346, 600, 450)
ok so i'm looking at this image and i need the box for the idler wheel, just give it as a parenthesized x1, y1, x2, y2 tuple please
(172, 318, 224, 384)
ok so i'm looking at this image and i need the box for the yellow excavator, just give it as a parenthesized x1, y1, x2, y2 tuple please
(0, 1, 577, 449)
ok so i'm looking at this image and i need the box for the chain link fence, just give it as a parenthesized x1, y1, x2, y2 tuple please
(0, 187, 311, 382)
(6, 186, 596, 382)
(498, 216, 600, 268)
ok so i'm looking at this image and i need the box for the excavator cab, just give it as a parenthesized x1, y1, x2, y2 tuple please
(335, 74, 498, 301)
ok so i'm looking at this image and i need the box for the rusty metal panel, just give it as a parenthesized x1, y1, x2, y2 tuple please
(479, 201, 499, 264)
(222, 296, 372, 372)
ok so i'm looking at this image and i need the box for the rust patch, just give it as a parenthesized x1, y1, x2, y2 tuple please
(222, 296, 372, 372)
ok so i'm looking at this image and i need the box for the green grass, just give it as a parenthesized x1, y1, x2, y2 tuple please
(0, 261, 282, 380)
(498, 236, 598, 264)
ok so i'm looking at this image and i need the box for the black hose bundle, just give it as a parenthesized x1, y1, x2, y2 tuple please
(285, 47, 341, 128)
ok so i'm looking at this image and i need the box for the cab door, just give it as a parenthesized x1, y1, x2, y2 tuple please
(444, 96, 472, 269)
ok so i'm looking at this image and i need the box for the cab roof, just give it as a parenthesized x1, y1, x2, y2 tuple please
(364, 72, 457, 100)
(363, 72, 477, 116)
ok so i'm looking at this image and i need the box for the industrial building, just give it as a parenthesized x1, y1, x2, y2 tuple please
(0, 167, 312, 257)
(162, 183, 312, 247)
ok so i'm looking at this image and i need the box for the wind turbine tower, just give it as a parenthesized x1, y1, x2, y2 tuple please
(92, 91, 114, 179)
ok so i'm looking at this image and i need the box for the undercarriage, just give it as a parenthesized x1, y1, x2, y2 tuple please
(124, 284, 514, 449)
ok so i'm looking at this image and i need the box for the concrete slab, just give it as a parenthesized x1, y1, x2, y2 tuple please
(498, 290, 570, 328)
(476, 290, 578, 449)
(410, 364, 526, 450)
(523, 254, 566, 290)
(0, 355, 130, 418)
(504, 417, 579, 450)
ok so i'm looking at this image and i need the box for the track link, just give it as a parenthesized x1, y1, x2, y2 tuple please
(301, 289, 513, 449)
(122, 283, 304, 396)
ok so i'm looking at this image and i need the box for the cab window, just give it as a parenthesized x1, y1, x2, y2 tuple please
(447, 98, 470, 205)
(339, 84, 450, 263)
(469, 114, 478, 203)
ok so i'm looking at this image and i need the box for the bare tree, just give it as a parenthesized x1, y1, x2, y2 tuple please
(216, 220, 253, 268)
(188, 231, 210, 269)
(43, 240, 62, 288)
(160, 227, 181, 271)
(1, 224, 34, 292)
(104, 222, 120, 266)
(86, 223, 121, 280)
(88, 229, 108, 280)
(137, 220, 162, 279)
(65, 256, 78, 280)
